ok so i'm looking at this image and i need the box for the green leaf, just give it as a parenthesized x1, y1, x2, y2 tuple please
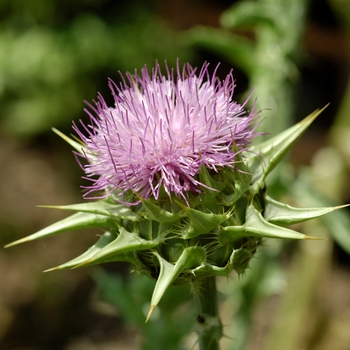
(45, 231, 117, 271)
(140, 197, 183, 223)
(74, 227, 163, 267)
(247, 106, 328, 192)
(52, 127, 85, 154)
(220, 151, 252, 206)
(218, 205, 315, 243)
(232, 155, 252, 200)
(198, 165, 224, 199)
(40, 200, 139, 221)
(178, 204, 230, 239)
(4, 212, 115, 247)
(229, 244, 257, 276)
(190, 263, 231, 277)
(264, 194, 347, 225)
(147, 247, 206, 321)
(293, 171, 350, 254)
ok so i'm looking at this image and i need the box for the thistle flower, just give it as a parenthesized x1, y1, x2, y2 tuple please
(74, 62, 260, 204)
(6, 60, 339, 350)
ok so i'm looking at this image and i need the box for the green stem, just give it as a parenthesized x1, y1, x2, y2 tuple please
(195, 276, 222, 350)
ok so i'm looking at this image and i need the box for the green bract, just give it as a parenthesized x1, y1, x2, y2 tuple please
(5, 106, 343, 319)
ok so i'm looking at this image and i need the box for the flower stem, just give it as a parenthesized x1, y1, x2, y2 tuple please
(195, 276, 222, 350)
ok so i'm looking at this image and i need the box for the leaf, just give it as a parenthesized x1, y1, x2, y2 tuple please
(197, 165, 224, 203)
(147, 247, 206, 321)
(293, 171, 350, 254)
(232, 154, 252, 201)
(246, 106, 328, 192)
(190, 263, 231, 277)
(177, 203, 230, 239)
(264, 194, 348, 225)
(40, 200, 139, 221)
(218, 205, 316, 243)
(74, 227, 162, 267)
(220, 151, 252, 206)
(139, 197, 183, 223)
(45, 231, 117, 271)
(4, 212, 115, 247)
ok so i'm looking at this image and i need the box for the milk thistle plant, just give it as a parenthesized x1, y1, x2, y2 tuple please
(6, 62, 342, 350)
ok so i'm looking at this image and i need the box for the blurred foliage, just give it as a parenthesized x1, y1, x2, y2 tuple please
(0, 0, 193, 135)
(328, 0, 350, 166)
(182, 0, 309, 137)
(93, 269, 195, 350)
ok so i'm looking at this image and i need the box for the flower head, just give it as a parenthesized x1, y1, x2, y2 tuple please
(74, 62, 260, 204)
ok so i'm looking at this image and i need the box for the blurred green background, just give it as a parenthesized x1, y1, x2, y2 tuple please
(0, 0, 349, 349)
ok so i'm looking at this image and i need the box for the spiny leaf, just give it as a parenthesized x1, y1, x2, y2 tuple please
(218, 205, 317, 243)
(44, 231, 117, 271)
(39, 200, 139, 221)
(191, 166, 224, 207)
(177, 202, 230, 239)
(74, 228, 162, 268)
(220, 153, 252, 206)
(4, 212, 115, 248)
(231, 155, 252, 202)
(264, 194, 348, 225)
(190, 263, 231, 277)
(293, 171, 350, 254)
(139, 197, 183, 223)
(199, 165, 225, 193)
(229, 242, 259, 276)
(247, 106, 328, 192)
(147, 247, 206, 322)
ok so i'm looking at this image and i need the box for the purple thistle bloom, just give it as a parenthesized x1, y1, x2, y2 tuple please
(74, 62, 261, 204)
